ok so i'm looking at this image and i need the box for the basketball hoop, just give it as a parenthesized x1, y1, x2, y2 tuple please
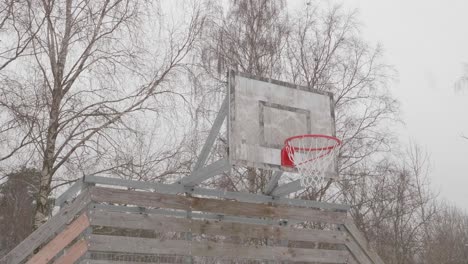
(281, 134, 341, 187)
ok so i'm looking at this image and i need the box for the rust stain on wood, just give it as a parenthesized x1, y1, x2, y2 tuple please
(89, 187, 347, 224)
(26, 213, 89, 264)
(52, 239, 88, 264)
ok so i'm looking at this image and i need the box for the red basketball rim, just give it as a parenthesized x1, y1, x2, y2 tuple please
(284, 134, 341, 152)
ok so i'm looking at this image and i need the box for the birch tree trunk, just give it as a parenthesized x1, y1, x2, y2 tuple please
(10, 0, 207, 229)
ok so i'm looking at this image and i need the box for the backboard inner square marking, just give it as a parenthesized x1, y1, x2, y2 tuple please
(259, 101, 311, 149)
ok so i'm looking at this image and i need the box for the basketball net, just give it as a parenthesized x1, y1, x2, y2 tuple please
(284, 135, 340, 187)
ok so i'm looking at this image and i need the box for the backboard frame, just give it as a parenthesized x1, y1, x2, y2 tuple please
(228, 70, 338, 177)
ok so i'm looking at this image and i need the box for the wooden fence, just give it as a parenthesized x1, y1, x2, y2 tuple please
(0, 177, 384, 264)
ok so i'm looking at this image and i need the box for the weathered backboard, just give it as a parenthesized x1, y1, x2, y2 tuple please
(228, 71, 337, 177)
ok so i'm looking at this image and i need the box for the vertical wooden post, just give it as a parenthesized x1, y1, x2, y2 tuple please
(185, 194, 193, 264)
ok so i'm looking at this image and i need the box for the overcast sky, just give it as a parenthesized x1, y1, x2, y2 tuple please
(300, 0, 468, 210)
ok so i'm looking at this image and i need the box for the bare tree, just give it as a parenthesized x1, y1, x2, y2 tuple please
(339, 144, 438, 264)
(206, 0, 288, 77)
(0, 0, 206, 228)
(0, 0, 44, 164)
(0, 0, 41, 71)
(283, 4, 399, 200)
(1, 1, 465, 263)
(96, 124, 193, 183)
(422, 202, 468, 264)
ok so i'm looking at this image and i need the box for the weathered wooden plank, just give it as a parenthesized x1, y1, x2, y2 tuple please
(89, 187, 347, 224)
(26, 213, 90, 264)
(87, 235, 350, 263)
(345, 240, 372, 264)
(81, 261, 174, 264)
(88, 210, 347, 244)
(55, 180, 83, 207)
(193, 241, 349, 263)
(91, 204, 283, 226)
(53, 239, 88, 264)
(347, 256, 359, 264)
(84, 175, 181, 194)
(344, 222, 385, 264)
(0, 189, 91, 264)
(88, 235, 188, 255)
(85, 175, 349, 211)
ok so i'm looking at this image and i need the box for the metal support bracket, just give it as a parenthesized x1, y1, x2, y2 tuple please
(176, 94, 229, 186)
(271, 180, 303, 197)
(180, 159, 230, 187)
(193, 95, 228, 171)
(263, 171, 283, 195)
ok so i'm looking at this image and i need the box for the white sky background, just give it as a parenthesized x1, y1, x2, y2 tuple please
(291, 0, 468, 210)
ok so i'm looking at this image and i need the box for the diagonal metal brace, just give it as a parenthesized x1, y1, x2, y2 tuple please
(193, 94, 228, 172)
(271, 180, 303, 197)
(176, 94, 229, 186)
(263, 171, 283, 195)
(180, 159, 230, 187)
